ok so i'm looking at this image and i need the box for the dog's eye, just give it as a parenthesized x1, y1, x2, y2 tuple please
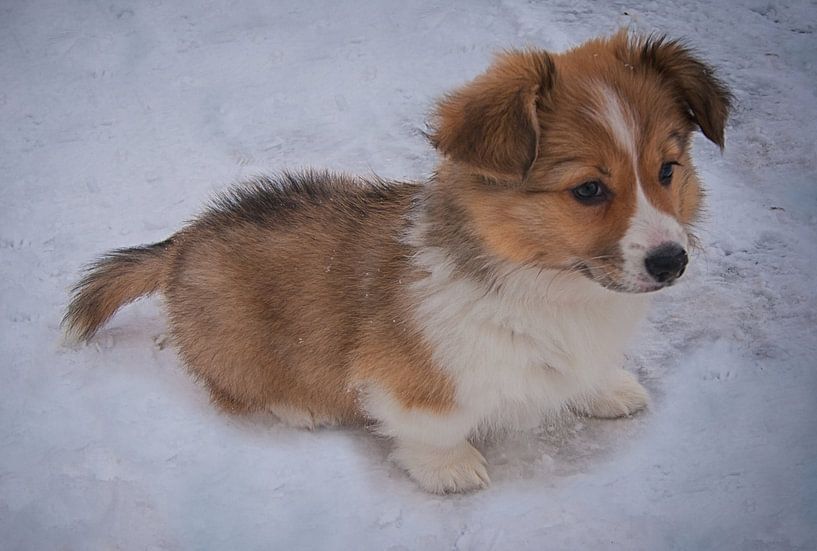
(572, 181, 608, 204)
(659, 162, 678, 185)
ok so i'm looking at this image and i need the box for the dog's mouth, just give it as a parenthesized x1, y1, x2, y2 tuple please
(577, 262, 678, 294)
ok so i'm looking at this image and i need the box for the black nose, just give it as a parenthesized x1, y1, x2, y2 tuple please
(644, 243, 688, 283)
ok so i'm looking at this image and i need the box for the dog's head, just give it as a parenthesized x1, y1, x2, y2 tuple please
(429, 31, 731, 293)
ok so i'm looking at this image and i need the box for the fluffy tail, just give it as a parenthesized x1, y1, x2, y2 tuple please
(62, 238, 175, 342)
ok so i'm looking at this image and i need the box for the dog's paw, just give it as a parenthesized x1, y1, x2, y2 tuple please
(583, 369, 649, 419)
(391, 440, 490, 494)
(269, 404, 335, 430)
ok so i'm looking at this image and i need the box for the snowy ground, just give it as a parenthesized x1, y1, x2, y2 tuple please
(2, 0, 816, 549)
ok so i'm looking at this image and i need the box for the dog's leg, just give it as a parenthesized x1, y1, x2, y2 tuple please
(390, 438, 489, 494)
(269, 404, 318, 429)
(578, 368, 649, 419)
(365, 389, 489, 493)
(268, 404, 337, 430)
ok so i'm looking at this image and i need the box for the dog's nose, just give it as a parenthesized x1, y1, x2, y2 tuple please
(644, 243, 688, 283)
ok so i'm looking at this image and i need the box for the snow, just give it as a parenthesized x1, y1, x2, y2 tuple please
(2, 0, 816, 549)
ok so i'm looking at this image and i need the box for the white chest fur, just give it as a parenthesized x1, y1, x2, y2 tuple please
(410, 246, 649, 436)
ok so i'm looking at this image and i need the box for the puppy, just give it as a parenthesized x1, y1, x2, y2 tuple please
(64, 31, 730, 493)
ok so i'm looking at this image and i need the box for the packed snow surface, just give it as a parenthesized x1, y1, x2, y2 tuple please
(2, 1, 816, 549)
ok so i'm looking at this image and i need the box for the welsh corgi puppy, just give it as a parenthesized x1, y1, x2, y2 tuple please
(64, 31, 730, 493)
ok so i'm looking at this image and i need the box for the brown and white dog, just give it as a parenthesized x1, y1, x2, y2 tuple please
(64, 31, 730, 493)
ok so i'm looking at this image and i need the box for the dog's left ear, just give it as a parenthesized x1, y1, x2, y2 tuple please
(429, 50, 555, 183)
(637, 35, 732, 149)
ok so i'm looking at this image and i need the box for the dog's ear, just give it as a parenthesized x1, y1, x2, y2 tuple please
(429, 50, 555, 182)
(636, 35, 732, 148)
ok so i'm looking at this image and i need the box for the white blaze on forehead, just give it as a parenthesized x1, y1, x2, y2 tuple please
(592, 85, 688, 289)
(598, 86, 638, 160)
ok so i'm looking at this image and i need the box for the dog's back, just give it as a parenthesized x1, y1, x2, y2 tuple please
(65, 171, 426, 421)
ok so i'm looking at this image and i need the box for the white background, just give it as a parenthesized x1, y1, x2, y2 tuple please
(1, 1, 815, 549)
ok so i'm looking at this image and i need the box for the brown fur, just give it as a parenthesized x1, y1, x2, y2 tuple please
(64, 239, 174, 341)
(63, 32, 730, 424)
(161, 173, 454, 419)
(429, 50, 554, 182)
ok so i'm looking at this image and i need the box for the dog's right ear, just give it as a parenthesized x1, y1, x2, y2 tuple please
(428, 50, 555, 183)
(634, 34, 732, 149)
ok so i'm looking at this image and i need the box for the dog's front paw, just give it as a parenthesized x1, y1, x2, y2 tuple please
(391, 440, 490, 494)
(582, 369, 649, 419)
